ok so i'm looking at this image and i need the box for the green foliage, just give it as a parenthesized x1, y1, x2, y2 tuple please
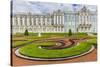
(87, 38, 97, 48)
(12, 33, 97, 49)
(92, 33, 97, 35)
(24, 29, 29, 36)
(12, 40, 32, 48)
(68, 29, 72, 36)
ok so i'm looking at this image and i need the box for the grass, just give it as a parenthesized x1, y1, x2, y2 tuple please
(12, 40, 33, 48)
(19, 41, 93, 59)
(12, 33, 96, 48)
(92, 33, 97, 35)
(12, 33, 97, 59)
(87, 38, 97, 48)
(12, 33, 89, 40)
(13, 32, 88, 38)
(87, 38, 97, 44)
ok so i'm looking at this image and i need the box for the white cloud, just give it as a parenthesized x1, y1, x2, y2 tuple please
(12, 0, 97, 14)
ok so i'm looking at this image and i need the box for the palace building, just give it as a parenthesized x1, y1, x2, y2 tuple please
(12, 6, 97, 34)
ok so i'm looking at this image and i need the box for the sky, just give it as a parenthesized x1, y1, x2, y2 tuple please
(12, 0, 97, 14)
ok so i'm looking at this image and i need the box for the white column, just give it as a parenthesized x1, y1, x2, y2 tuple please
(60, 16, 61, 24)
(80, 16, 82, 24)
(22, 17, 24, 26)
(83, 15, 85, 24)
(26, 16, 30, 26)
(17, 16, 20, 32)
(58, 16, 59, 25)
(84, 16, 86, 24)
(57, 16, 58, 25)
(17, 16, 20, 26)
(87, 15, 89, 24)
(85, 16, 87, 24)
(79, 15, 81, 24)
(20, 17, 22, 26)
(54, 15, 56, 25)
(40, 16, 43, 25)
(45, 17, 47, 25)
(62, 15, 64, 25)
(89, 15, 90, 24)
(36, 18, 38, 26)
(31, 17, 34, 25)
(49, 18, 52, 25)
(86, 16, 87, 24)
(24, 16, 26, 26)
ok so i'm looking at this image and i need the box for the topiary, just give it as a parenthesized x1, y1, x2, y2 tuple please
(68, 29, 72, 36)
(24, 29, 29, 36)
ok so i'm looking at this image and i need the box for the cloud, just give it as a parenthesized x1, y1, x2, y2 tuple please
(12, 0, 97, 14)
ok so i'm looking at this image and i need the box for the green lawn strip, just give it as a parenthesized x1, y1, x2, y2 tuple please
(19, 41, 92, 59)
(41, 33, 68, 37)
(92, 33, 97, 35)
(13, 33, 89, 40)
(13, 32, 87, 38)
(12, 40, 33, 48)
(87, 38, 97, 48)
(13, 33, 88, 41)
(13, 33, 67, 38)
(87, 38, 97, 44)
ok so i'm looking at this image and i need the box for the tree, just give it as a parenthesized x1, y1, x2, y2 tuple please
(24, 29, 29, 36)
(68, 29, 72, 36)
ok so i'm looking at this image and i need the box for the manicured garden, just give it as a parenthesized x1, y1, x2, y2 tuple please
(12, 32, 97, 60)
(18, 41, 93, 59)
(12, 32, 90, 48)
(12, 40, 33, 48)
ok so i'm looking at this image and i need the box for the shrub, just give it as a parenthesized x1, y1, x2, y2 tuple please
(24, 29, 29, 36)
(68, 29, 72, 36)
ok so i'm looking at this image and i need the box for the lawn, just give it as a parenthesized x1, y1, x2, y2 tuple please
(13, 32, 88, 38)
(12, 33, 94, 48)
(87, 38, 97, 44)
(19, 41, 93, 59)
(12, 32, 97, 59)
(87, 38, 97, 48)
(12, 40, 33, 48)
